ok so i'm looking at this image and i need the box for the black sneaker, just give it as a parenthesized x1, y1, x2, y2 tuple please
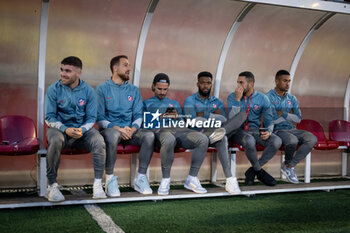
(244, 167, 256, 185)
(256, 168, 277, 186)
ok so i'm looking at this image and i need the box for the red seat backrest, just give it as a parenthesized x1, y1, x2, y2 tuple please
(329, 120, 350, 142)
(0, 115, 37, 143)
(297, 119, 327, 142)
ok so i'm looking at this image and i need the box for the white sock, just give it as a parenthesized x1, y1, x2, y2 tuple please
(138, 173, 146, 178)
(187, 175, 195, 180)
(106, 174, 114, 183)
(161, 178, 170, 182)
(94, 178, 102, 186)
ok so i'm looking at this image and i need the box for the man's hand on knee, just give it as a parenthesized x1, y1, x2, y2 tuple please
(117, 127, 132, 140)
(65, 127, 83, 139)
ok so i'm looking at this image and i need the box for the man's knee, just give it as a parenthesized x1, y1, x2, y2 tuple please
(103, 128, 121, 144)
(47, 129, 65, 146)
(160, 132, 175, 147)
(141, 131, 155, 146)
(242, 134, 256, 149)
(269, 135, 282, 149)
(284, 134, 298, 148)
(90, 132, 106, 150)
(304, 132, 317, 148)
(196, 133, 209, 147)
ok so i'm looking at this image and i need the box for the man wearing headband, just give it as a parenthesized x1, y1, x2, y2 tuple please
(144, 73, 213, 195)
(96, 55, 155, 196)
(184, 71, 246, 194)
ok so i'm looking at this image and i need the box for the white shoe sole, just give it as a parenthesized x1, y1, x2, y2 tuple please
(45, 195, 65, 202)
(184, 183, 207, 194)
(134, 185, 153, 195)
(157, 190, 169, 196)
(93, 192, 107, 199)
(107, 192, 121, 197)
(225, 187, 241, 195)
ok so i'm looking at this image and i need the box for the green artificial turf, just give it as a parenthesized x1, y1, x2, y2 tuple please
(1, 189, 350, 233)
(101, 189, 350, 233)
(0, 205, 103, 233)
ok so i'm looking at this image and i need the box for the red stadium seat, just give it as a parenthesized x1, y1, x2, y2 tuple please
(61, 144, 140, 154)
(207, 147, 217, 152)
(228, 141, 265, 151)
(118, 144, 140, 154)
(297, 119, 339, 150)
(153, 146, 186, 153)
(0, 115, 40, 155)
(329, 120, 350, 147)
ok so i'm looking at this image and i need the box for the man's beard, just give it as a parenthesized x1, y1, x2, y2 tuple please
(120, 73, 129, 81)
(199, 88, 211, 97)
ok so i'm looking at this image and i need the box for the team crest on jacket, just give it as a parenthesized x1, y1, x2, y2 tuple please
(78, 98, 85, 106)
(253, 104, 259, 110)
(128, 95, 133, 101)
(213, 103, 217, 108)
(288, 100, 292, 105)
(169, 104, 173, 107)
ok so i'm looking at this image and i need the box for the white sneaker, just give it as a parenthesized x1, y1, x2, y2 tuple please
(184, 176, 207, 194)
(106, 176, 121, 197)
(281, 164, 299, 184)
(134, 175, 153, 195)
(45, 183, 65, 202)
(208, 128, 226, 144)
(225, 177, 241, 195)
(93, 181, 107, 199)
(158, 178, 170, 195)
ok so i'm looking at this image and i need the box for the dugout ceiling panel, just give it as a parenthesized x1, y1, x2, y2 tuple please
(138, 0, 246, 92)
(219, 4, 324, 100)
(0, 0, 40, 118)
(0, 0, 40, 85)
(45, 0, 150, 87)
(292, 13, 350, 98)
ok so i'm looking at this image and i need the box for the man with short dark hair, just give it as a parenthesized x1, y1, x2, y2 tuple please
(96, 55, 155, 195)
(45, 56, 106, 202)
(266, 70, 317, 184)
(227, 71, 282, 186)
(184, 71, 246, 194)
(144, 73, 211, 195)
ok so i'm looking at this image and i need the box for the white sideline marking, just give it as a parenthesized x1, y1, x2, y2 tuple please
(84, 204, 125, 233)
(70, 189, 124, 233)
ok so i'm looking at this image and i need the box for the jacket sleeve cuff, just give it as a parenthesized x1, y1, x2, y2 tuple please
(132, 123, 140, 129)
(282, 111, 288, 118)
(59, 125, 68, 134)
(232, 100, 241, 106)
(81, 127, 87, 134)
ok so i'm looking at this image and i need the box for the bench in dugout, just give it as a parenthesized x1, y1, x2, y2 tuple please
(329, 119, 350, 177)
(37, 143, 140, 197)
(226, 119, 341, 184)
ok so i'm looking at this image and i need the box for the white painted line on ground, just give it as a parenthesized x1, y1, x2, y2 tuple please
(71, 189, 124, 233)
(85, 204, 125, 233)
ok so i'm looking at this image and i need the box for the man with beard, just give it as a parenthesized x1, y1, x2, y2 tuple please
(184, 71, 246, 194)
(266, 70, 316, 184)
(96, 55, 155, 195)
(227, 71, 281, 186)
(144, 73, 229, 195)
(45, 56, 106, 202)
